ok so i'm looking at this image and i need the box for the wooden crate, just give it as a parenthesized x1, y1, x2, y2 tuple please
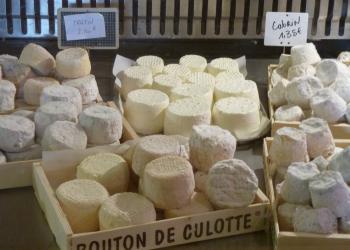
(263, 137, 350, 250)
(268, 65, 350, 139)
(32, 145, 270, 250)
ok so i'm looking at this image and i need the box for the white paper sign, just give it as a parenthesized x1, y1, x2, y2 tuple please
(264, 12, 308, 46)
(64, 13, 106, 41)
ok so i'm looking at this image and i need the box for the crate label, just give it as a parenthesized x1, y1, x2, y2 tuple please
(264, 12, 308, 46)
(64, 13, 106, 41)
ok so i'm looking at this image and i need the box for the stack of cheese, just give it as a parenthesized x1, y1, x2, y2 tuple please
(269, 122, 350, 234)
(269, 42, 350, 124)
(119, 55, 263, 138)
(55, 124, 259, 233)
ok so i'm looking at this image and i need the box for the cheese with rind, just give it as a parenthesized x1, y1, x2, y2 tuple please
(290, 43, 321, 65)
(56, 48, 91, 79)
(330, 78, 350, 103)
(23, 77, 59, 105)
(62, 74, 99, 104)
(328, 146, 350, 183)
(0, 79, 16, 112)
(268, 79, 289, 107)
(316, 59, 350, 87)
(274, 105, 305, 122)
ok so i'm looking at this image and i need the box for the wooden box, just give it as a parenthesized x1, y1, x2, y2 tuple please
(32, 146, 270, 250)
(263, 137, 350, 250)
(268, 65, 350, 139)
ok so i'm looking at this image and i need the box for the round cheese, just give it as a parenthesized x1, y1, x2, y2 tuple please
(337, 51, 350, 66)
(290, 43, 321, 65)
(310, 88, 347, 123)
(0, 79, 16, 112)
(170, 83, 213, 107)
(164, 192, 213, 218)
(299, 117, 335, 159)
(316, 59, 350, 86)
(99, 192, 156, 230)
(34, 101, 78, 139)
(136, 55, 164, 75)
(179, 55, 207, 72)
(41, 121, 87, 151)
(328, 146, 350, 183)
(278, 203, 311, 231)
(19, 43, 56, 76)
(206, 159, 258, 208)
(125, 89, 169, 135)
(163, 64, 191, 81)
(207, 57, 239, 76)
(274, 105, 305, 122)
(189, 124, 236, 172)
(164, 97, 211, 137)
(62, 74, 99, 104)
(77, 153, 129, 194)
(79, 104, 123, 145)
(5, 144, 42, 162)
(187, 72, 215, 90)
(142, 155, 195, 209)
(132, 135, 180, 176)
(287, 63, 316, 80)
(212, 97, 260, 137)
(330, 78, 350, 103)
(120, 66, 153, 100)
(56, 48, 91, 79)
(214, 79, 259, 103)
(153, 73, 182, 96)
(268, 79, 289, 107)
(56, 179, 109, 233)
(23, 77, 59, 105)
(0, 115, 35, 152)
(194, 171, 208, 194)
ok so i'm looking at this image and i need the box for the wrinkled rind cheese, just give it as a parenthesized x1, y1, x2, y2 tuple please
(171, 83, 213, 107)
(316, 59, 350, 87)
(0, 80, 16, 112)
(62, 74, 99, 104)
(214, 79, 259, 104)
(24, 77, 60, 105)
(56, 48, 91, 79)
(274, 105, 305, 122)
(136, 55, 164, 75)
(290, 43, 321, 66)
(179, 55, 207, 72)
(5, 144, 42, 162)
(328, 146, 350, 183)
(120, 66, 153, 100)
(207, 58, 239, 76)
(268, 79, 289, 107)
(163, 64, 191, 81)
(152, 73, 182, 96)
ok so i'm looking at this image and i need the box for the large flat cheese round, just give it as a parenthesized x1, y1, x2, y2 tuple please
(136, 55, 164, 75)
(120, 66, 153, 100)
(24, 77, 59, 105)
(179, 55, 207, 72)
(56, 48, 91, 79)
(0, 79, 16, 112)
(62, 74, 99, 104)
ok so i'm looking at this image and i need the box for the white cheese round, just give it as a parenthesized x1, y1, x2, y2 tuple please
(12, 110, 35, 121)
(274, 105, 305, 122)
(189, 124, 236, 172)
(179, 55, 207, 72)
(125, 89, 169, 135)
(290, 43, 321, 65)
(62, 74, 99, 104)
(268, 79, 289, 107)
(194, 171, 208, 194)
(23, 77, 60, 106)
(316, 59, 350, 87)
(77, 153, 129, 194)
(56, 48, 91, 79)
(136, 55, 164, 75)
(287, 63, 316, 80)
(215, 79, 259, 104)
(79, 104, 123, 145)
(171, 83, 213, 107)
(330, 78, 350, 103)
(206, 159, 258, 208)
(5, 144, 42, 161)
(99, 192, 156, 230)
(337, 51, 350, 66)
(278, 203, 311, 231)
(120, 66, 153, 100)
(187, 72, 215, 90)
(0, 79, 16, 112)
(163, 64, 191, 81)
(56, 179, 108, 233)
(207, 57, 239, 76)
(328, 146, 350, 183)
(142, 155, 195, 209)
(152, 73, 182, 96)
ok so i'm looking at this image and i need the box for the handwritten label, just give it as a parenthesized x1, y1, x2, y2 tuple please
(264, 12, 308, 46)
(64, 13, 106, 41)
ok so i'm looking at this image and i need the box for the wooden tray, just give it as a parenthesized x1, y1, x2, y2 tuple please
(268, 65, 350, 139)
(32, 145, 270, 250)
(263, 137, 350, 250)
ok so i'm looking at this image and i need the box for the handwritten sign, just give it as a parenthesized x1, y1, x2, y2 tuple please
(264, 12, 308, 46)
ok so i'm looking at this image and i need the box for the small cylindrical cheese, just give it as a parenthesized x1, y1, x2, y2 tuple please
(163, 64, 191, 81)
(62, 74, 99, 104)
(99, 192, 156, 230)
(77, 153, 129, 194)
(125, 89, 169, 135)
(56, 48, 91, 79)
(170, 83, 213, 107)
(278, 203, 311, 231)
(274, 105, 305, 122)
(152, 73, 182, 96)
(23, 77, 60, 105)
(287, 63, 315, 80)
(207, 57, 239, 76)
(189, 124, 236, 172)
(142, 155, 195, 209)
(290, 43, 321, 65)
(179, 55, 207, 72)
(316, 59, 350, 87)
(120, 66, 153, 100)
(0, 79, 16, 112)
(337, 51, 350, 66)
(268, 79, 289, 107)
(136, 55, 164, 75)
(5, 144, 42, 162)
(328, 146, 350, 183)
(330, 78, 350, 103)
(56, 179, 109, 233)
(187, 72, 215, 90)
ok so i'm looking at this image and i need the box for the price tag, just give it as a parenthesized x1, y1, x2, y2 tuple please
(264, 12, 308, 47)
(64, 13, 106, 41)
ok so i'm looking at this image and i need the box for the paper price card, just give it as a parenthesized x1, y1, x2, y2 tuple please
(264, 12, 308, 47)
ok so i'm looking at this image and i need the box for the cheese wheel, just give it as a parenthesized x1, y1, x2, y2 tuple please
(293, 207, 337, 234)
(34, 101, 78, 139)
(79, 104, 123, 145)
(23, 77, 59, 105)
(290, 43, 321, 65)
(164, 97, 211, 137)
(40, 85, 82, 112)
(194, 171, 208, 194)
(41, 121, 87, 151)
(179, 55, 207, 72)
(337, 51, 350, 66)
(56, 179, 108, 233)
(77, 153, 129, 194)
(132, 135, 180, 176)
(56, 48, 91, 79)
(212, 97, 260, 137)
(62, 74, 99, 104)
(0, 115, 35, 152)
(330, 78, 350, 103)
(163, 64, 191, 81)
(5, 144, 42, 162)
(310, 88, 347, 123)
(171, 83, 213, 107)
(328, 146, 350, 183)
(206, 159, 258, 208)
(281, 162, 320, 204)
(120, 66, 153, 100)
(164, 192, 213, 218)
(125, 89, 169, 135)
(189, 124, 236, 172)
(268, 79, 289, 107)
(99, 192, 156, 230)
(278, 203, 311, 231)
(269, 127, 309, 171)
(287, 63, 315, 80)
(0, 151, 6, 164)
(311, 156, 329, 172)
(0, 80, 16, 112)
(153, 73, 182, 96)
(299, 118, 335, 159)
(309, 171, 350, 217)
(214, 79, 260, 103)
(274, 105, 305, 122)
(316, 59, 350, 87)
(142, 155, 195, 209)
(136, 55, 164, 75)
(19, 43, 55, 76)
(207, 58, 239, 76)
(187, 72, 215, 90)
